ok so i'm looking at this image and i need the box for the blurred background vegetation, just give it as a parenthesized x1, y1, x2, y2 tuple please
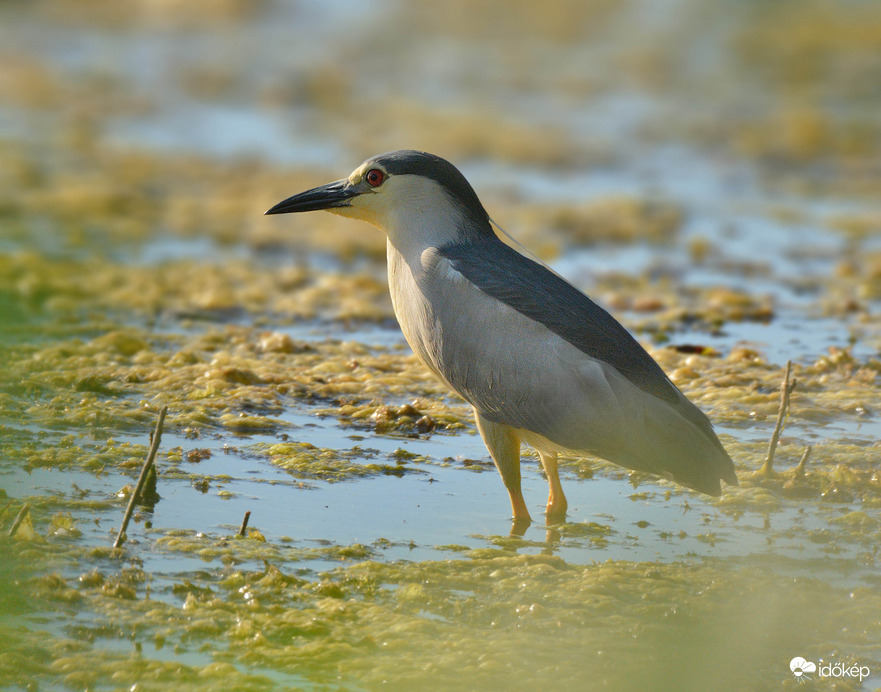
(2, 0, 879, 260)
(1, 2, 881, 690)
(1, 0, 879, 345)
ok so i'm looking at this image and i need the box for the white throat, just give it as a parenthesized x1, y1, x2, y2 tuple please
(378, 176, 467, 264)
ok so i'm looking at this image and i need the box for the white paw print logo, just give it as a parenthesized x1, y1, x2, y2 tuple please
(790, 657, 817, 681)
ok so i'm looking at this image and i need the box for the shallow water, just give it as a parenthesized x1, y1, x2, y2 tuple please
(2, 1, 881, 690)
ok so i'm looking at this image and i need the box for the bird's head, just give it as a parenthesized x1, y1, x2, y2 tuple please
(265, 150, 492, 247)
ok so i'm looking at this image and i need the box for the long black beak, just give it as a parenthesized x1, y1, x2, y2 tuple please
(264, 179, 359, 215)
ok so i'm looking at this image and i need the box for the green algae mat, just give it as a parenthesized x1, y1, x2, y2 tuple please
(2, 1, 881, 690)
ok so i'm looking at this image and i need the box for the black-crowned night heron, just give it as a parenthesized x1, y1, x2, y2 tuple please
(266, 150, 738, 528)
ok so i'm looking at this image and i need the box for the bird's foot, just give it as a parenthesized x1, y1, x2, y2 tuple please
(510, 515, 532, 537)
(507, 488, 532, 536)
(545, 498, 568, 526)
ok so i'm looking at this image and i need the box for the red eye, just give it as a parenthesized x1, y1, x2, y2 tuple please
(365, 168, 385, 187)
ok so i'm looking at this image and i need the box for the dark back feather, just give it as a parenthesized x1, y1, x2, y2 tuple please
(439, 237, 680, 404)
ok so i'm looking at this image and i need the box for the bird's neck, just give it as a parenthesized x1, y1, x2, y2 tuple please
(381, 187, 475, 262)
(386, 235, 427, 290)
(385, 236, 448, 381)
(384, 223, 432, 273)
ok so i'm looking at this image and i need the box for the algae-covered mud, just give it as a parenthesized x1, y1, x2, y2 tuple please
(2, 1, 881, 690)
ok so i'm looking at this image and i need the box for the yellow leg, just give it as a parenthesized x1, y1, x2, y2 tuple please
(474, 409, 532, 527)
(539, 450, 567, 524)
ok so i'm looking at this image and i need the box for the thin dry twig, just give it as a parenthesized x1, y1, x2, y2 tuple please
(759, 361, 797, 477)
(114, 406, 168, 549)
(239, 510, 251, 537)
(7, 503, 30, 538)
(795, 445, 812, 477)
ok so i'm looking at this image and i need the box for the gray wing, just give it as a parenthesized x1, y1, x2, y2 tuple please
(438, 238, 680, 404)
(414, 243, 737, 493)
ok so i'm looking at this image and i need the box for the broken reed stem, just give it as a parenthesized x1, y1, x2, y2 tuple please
(114, 406, 168, 549)
(239, 511, 251, 537)
(759, 361, 796, 477)
(7, 503, 30, 538)
(795, 445, 812, 477)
